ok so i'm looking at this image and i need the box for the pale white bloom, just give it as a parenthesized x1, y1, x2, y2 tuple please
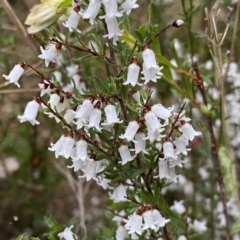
(189, 219, 207, 232)
(38, 81, 52, 97)
(48, 92, 60, 110)
(102, 103, 123, 126)
(121, 0, 139, 15)
(82, 0, 101, 25)
(116, 225, 129, 240)
(157, 158, 176, 180)
(49, 134, 75, 159)
(141, 48, 163, 84)
(118, 145, 135, 165)
(144, 110, 162, 133)
(103, 16, 123, 45)
(63, 7, 81, 33)
(151, 104, 173, 124)
(170, 200, 186, 215)
(79, 158, 102, 181)
(132, 91, 140, 103)
(142, 210, 156, 230)
(178, 235, 187, 240)
(101, 0, 123, 18)
(86, 107, 102, 131)
(152, 209, 170, 228)
(173, 135, 190, 155)
(123, 62, 141, 86)
(124, 213, 142, 235)
(66, 64, 79, 77)
(18, 98, 40, 126)
(58, 225, 77, 240)
(179, 122, 201, 141)
(132, 132, 147, 154)
(71, 139, 89, 161)
(3, 63, 25, 88)
(38, 44, 60, 67)
(119, 120, 140, 142)
(63, 109, 76, 124)
(163, 141, 176, 159)
(109, 184, 127, 202)
(75, 99, 94, 120)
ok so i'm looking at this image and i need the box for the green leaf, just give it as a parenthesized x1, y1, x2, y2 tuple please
(44, 215, 59, 230)
(15, 234, 26, 240)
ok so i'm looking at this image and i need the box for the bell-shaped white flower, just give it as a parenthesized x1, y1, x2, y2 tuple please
(152, 209, 170, 228)
(170, 200, 186, 215)
(151, 104, 173, 124)
(38, 81, 53, 97)
(123, 61, 141, 87)
(145, 110, 162, 132)
(109, 184, 127, 202)
(75, 99, 94, 120)
(119, 120, 140, 142)
(179, 122, 201, 141)
(121, 0, 139, 15)
(173, 135, 190, 155)
(132, 132, 148, 154)
(68, 158, 85, 172)
(63, 6, 81, 33)
(86, 104, 102, 131)
(48, 92, 60, 110)
(79, 158, 102, 181)
(38, 44, 61, 67)
(118, 145, 135, 165)
(116, 225, 129, 240)
(18, 98, 40, 126)
(142, 210, 156, 230)
(189, 219, 207, 232)
(163, 141, 176, 159)
(101, 0, 123, 18)
(71, 138, 89, 161)
(141, 48, 163, 84)
(82, 0, 101, 25)
(102, 103, 123, 126)
(48, 133, 75, 159)
(124, 212, 142, 235)
(103, 16, 124, 45)
(63, 109, 76, 124)
(58, 225, 77, 240)
(157, 158, 175, 180)
(3, 63, 25, 88)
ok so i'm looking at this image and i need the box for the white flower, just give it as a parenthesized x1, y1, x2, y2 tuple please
(172, 19, 185, 28)
(132, 132, 147, 154)
(189, 219, 207, 232)
(3, 63, 25, 88)
(102, 103, 123, 126)
(18, 98, 40, 126)
(75, 99, 94, 120)
(38, 81, 52, 97)
(103, 16, 124, 45)
(170, 200, 186, 215)
(86, 107, 102, 131)
(141, 48, 163, 84)
(101, 0, 123, 18)
(123, 61, 141, 86)
(119, 120, 140, 142)
(38, 44, 60, 67)
(71, 138, 89, 161)
(118, 145, 135, 165)
(145, 110, 161, 131)
(82, 0, 101, 25)
(178, 235, 187, 240)
(109, 184, 127, 202)
(48, 134, 75, 159)
(163, 141, 176, 159)
(179, 122, 201, 141)
(151, 104, 173, 124)
(152, 209, 170, 228)
(124, 212, 142, 235)
(121, 0, 139, 15)
(173, 135, 190, 155)
(58, 225, 77, 240)
(48, 92, 60, 110)
(116, 225, 129, 240)
(63, 6, 81, 33)
(142, 210, 156, 230)
(63, 109, 76, 124)
(79, 158, 102, 181)
(157, 158, 176, 180)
